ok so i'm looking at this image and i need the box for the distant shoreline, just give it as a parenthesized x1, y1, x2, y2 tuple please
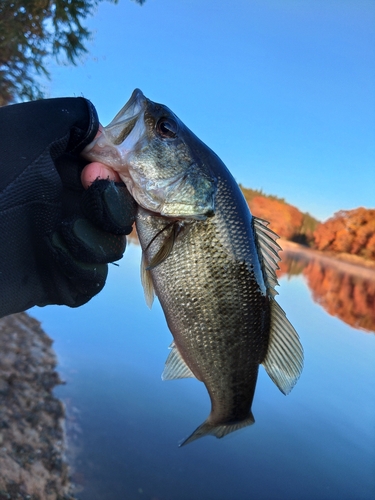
(279, 239, 375, 280)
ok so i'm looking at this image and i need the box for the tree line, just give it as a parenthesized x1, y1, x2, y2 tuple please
(241, 187, 375, 261)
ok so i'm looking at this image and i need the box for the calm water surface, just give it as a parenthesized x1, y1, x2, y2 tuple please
(30, 244, 375, 500)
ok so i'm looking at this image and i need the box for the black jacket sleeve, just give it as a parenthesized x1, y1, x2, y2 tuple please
(0, 98, 136, 317)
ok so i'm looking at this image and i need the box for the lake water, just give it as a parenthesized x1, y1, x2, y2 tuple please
(30, 243, 375, 500)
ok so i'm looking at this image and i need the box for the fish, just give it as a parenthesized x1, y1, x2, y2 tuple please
(82, 89, 303, 446)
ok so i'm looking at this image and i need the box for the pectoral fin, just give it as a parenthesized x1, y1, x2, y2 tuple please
(144, 220, 185, 271)
(140, 221, 182, 307)
(140, 253, 155, 308)
(146, 224, 177, 270)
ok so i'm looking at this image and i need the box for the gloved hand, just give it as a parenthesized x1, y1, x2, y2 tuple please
(0, 97, 137, 317)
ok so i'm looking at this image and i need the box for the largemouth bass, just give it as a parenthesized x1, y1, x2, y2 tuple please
(83, 89, 303, 446)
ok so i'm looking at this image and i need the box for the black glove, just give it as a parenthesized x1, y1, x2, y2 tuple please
(0, 97, 137, 318)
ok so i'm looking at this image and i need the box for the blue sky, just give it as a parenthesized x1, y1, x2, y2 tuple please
(47, 0, 374, 221)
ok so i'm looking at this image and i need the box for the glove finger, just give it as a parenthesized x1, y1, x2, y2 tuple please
(59, 217, 127, 264)
(81, 179, 137, 235)
(55, 152, 87, 221)
(48, 232, 108, 307)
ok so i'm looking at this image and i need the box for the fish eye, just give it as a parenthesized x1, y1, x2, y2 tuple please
(156, 118, 178, 139)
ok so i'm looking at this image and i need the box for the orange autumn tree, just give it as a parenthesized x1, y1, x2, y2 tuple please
(240, 186, 319, 244)
(250, 196, 303, 240)
(313, 208, 375, 261)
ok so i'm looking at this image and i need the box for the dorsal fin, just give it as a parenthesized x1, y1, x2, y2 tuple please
(253, 216, 304, 393)
(140, 253, 155, 308)
(162, 342, 196, 381)
(253, 217, 281, 296)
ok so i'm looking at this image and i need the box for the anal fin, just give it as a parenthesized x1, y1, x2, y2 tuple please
(162, 342, 196, 381)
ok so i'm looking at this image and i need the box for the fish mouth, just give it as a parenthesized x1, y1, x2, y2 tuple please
(82, 89, 146, 160)
(104, 89, 146, 144)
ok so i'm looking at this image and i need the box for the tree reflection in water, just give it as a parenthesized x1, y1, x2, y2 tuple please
(278, 245, 375, 334)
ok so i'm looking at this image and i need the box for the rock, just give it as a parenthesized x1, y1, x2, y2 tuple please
(0, 312, 75, 500)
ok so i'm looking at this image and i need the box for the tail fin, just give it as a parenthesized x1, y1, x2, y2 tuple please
(179, 413, 255, 447)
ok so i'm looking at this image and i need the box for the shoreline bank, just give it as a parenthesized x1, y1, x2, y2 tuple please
(279, 240, 375, 281)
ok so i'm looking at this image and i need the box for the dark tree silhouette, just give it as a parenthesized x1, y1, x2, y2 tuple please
(0, 0, 146, 105)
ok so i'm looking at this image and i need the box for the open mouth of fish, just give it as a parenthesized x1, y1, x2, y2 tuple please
(82, 89, 147, 165)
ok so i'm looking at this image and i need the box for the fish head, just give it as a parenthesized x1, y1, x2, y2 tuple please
(83, 89, 217, 219)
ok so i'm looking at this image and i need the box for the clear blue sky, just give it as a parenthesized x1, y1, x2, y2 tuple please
(47, 0, 375, 222)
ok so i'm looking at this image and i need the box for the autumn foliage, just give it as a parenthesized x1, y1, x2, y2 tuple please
(313, 208, 375, 261)
(240, 186, 318, 244)
(249, 196, 303, 240)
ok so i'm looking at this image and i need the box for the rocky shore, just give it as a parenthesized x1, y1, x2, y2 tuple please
(0, 312, 75, 500)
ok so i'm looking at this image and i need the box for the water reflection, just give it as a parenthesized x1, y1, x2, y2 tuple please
(28, 245, 375, 500)
(278, 244, 375, 334)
